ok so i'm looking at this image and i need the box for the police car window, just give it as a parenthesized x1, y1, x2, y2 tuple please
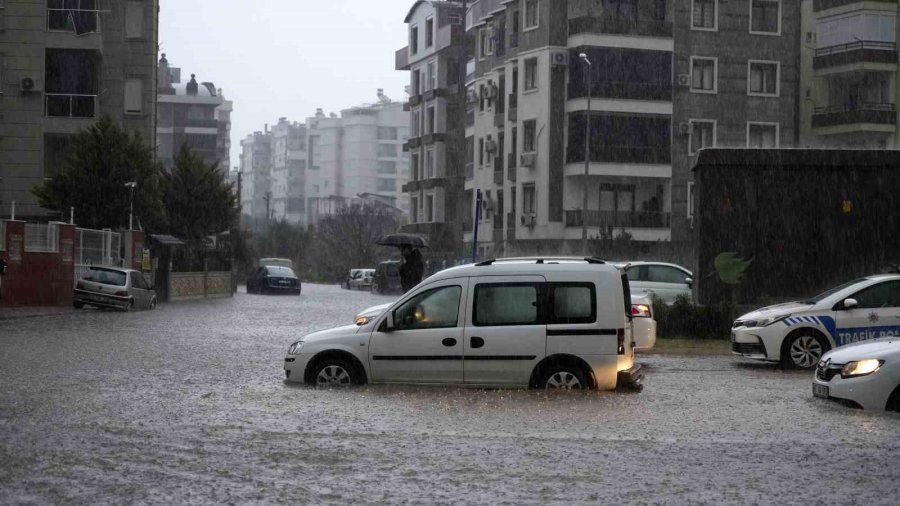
(647, 265, 687, 284)
(805, 278, 865, 304)
(394, 285, 461, 330)
(474, 283, 540, 326)
(851, 281, 900, 309)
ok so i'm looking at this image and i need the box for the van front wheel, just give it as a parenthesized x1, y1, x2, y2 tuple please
(536, 366, 589, 390)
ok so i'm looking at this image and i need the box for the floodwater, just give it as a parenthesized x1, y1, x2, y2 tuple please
(1, 284, 898, 504)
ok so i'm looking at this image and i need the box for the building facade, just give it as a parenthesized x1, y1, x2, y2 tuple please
(239, 128, 273, 228)
(270, 117, 307, 224)
(799, 0, 899, 150)
(0, 0, 159, 220)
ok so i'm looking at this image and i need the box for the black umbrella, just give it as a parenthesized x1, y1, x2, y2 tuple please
(376, 233, 429, 249)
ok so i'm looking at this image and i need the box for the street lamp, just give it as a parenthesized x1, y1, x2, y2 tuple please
(125, 181, 137, 230)
(579, 53, 592, 256)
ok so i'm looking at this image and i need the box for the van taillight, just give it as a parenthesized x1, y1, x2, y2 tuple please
(617, 328, 625, 355)
(115, 290, 129, 297)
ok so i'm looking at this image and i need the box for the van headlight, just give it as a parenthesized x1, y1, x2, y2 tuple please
(288, 340, 305, 355)
(841, 359, 883, 378)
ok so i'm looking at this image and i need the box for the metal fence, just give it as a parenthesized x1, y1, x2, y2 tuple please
(24, 223, 59, 252)
(74, 228, 122, 284)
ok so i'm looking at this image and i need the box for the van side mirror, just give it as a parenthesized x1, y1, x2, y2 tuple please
(685, 277, 693, 288)
(842, 298, 858, 310)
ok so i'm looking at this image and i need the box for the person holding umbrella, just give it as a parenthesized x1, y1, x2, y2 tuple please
(376, 233, 428, 293)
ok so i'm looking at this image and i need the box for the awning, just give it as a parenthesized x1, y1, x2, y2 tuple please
(149, 234, 186, 246)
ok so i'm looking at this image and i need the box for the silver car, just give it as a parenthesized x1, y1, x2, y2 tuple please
(74, 267, 157, 311)
(616, 261, 693, 304)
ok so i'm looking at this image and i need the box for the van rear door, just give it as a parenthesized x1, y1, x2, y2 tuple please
(462, 275, 546, 386)
(546, 279, 620, 356)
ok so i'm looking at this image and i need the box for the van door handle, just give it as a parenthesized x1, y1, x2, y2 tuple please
(470, 336, 485, 349)
(442, 338, 457, 347)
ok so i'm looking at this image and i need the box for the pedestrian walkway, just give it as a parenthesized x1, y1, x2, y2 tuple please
(0, 306, 73, 321)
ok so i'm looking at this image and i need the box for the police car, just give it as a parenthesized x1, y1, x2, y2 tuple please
(731, 275, 900, 369)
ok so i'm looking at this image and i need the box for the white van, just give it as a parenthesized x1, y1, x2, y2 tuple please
(284, 258, 643, 390)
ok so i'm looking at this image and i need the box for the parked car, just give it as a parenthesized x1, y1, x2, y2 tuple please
(341, 269, 365, 289)
(247, 265, 302, 295)
(371, 260, 403, 295)
(347, 269, 375, 290)
(74, 267, 156, 311)
(813, 337, 900, 412)
(284, 257, 643, 390)
(616, 261, 693, 304)
(355, 291, 656, 352)
(732, 274, 900, 369)
(260, 258, 293, 269)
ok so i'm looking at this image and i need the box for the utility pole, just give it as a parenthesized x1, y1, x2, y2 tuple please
(264, 191, 271, 227)
(471, 188, 481, 262)
(579, 53, 592, 256)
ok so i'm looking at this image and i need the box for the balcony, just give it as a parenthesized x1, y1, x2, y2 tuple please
(812, 103, 896, 129)
(814, 41, 898, 71)
(566, 145, 671, 165)
(814, 0, 897, 12)
(466, 162, 474, 180)
(45, 93, 97, 118)
(403, 137, 422, 151)
(569, 16, 672, 38)
(47, 3, 99, 34)
(185, 118, 219, 129)
(395, 47, 409, 70)
(565, 210, 671, 229)
(493, 170, 504, 186)
(570, 81, 672, 102)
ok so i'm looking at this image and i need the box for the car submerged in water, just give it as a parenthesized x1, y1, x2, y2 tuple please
(73, 267, 157, 311)
(246, 265, 302, 295)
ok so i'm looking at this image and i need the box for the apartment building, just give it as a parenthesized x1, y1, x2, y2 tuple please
(304, 94, 410, 226)
(0, 0, 159, 220)
(239, 128, 273, 226)
(673, 0, 800, 242)
(396, 0, 467, 256)
(799, 0, 899, 149)
(156, 54, 227, 169)
(269, 117, 307, 224)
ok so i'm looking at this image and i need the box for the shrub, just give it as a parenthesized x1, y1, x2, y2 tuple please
(650, 293, 735, 340)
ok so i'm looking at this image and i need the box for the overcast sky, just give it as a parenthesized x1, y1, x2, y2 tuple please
(159, 0, 415, 170)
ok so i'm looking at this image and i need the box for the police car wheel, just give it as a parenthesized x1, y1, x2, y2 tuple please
(886, 385, 900, 412)
(783, 332, 827, 369)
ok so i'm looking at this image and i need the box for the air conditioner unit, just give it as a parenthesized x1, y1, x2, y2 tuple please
(482, 84, 498, 100)
(467, 89, 480, 104)
(20, 76, 42, 93)
(551, 50, 569, 66)
(520, 213, 536, 227)
(678, 122, 692, 135)
(485, 139, 498, 153)
(520, 153, 536, 168)
(676, 74, 691, 87)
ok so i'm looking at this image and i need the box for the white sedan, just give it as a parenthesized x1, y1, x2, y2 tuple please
(732, 274, 900, 369)
(812, 337, 900, 411)
(615, 261, 693, 304)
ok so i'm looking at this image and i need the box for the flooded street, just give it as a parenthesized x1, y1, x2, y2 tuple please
(1, 284, 898, 504)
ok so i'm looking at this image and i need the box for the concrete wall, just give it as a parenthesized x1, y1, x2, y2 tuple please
(0, 220, 75, 306)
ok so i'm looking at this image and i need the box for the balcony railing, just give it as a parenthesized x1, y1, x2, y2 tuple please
(185, 118, 219, 129)
(47, 5, 100, 34)
(812, 102, 896, 128)
(570, 81, 672, 101)
(45, 93, 97, 118)
(566, 145, 671, 165)
(565, 210, 671, 229)
(813, 41, 897, 70)
(568, 16, 672, 38)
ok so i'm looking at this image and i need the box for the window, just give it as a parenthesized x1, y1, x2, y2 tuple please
(479, 138, 485, 165)
(447, 59, 459, 85)
(647, 266, 690, 284)
(377, 161, 397, 174)
(523, 183, 536, 213)
(479, 28, 487, 59)
(125, 1, 144, 38)
(425, 148, 435, 178)
(410, 152, 420, 180)
(816, 13, 896, 49)
(425, 194, 434, 222)
(378, 143, 398, 157)
(750, 0, 780, 34)
(425, 17, 434, 47)
(747, 122, 778, 148)
(550, 283, 596, 324)
(378, 127, 398, 140)
(606, 0, 638, 21)
(376, 178, 395, 192)
(510, 9, 520, 47)
(524, 58, 537, 91)
(849, 281, 900, 309)
(690, 120, 715, 155)
(124, 79, 142, 114)
(411, 69, 421, 95)
(524, 0, 539, 29)
(394, 285, 462, 330)
(748, 61, 779, 96)
(130, 272, 150, 290)
(48, 0, 98, 34)
(690, 57, 716, 93)
(410, 25, 419, 54)
(692, 0, 716, 30)
(686, 181, 695, 219)
(474, 283, 540, 326)
(426, 105, 435, 134)
(410, 197, 418, 222)
(523, 120, 536, 152)
(411, 109, 421, 137)
(426, 61, 436, 91)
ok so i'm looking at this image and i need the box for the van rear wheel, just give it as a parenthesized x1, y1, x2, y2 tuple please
(536, 366, 589, 390)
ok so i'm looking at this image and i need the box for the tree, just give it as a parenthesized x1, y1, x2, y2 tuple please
(162, 144, 238, 245)
(33, 115, 165, 230)
(308, 203, 400, 281)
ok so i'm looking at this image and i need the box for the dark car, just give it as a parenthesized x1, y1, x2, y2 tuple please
(371, 260, 403, 295)
(247, 266, 301, 295)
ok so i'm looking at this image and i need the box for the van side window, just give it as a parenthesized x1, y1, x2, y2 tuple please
(550, 283, 596, 324)
(394, 285, 462, 330)
(474, 283, 541, 326)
